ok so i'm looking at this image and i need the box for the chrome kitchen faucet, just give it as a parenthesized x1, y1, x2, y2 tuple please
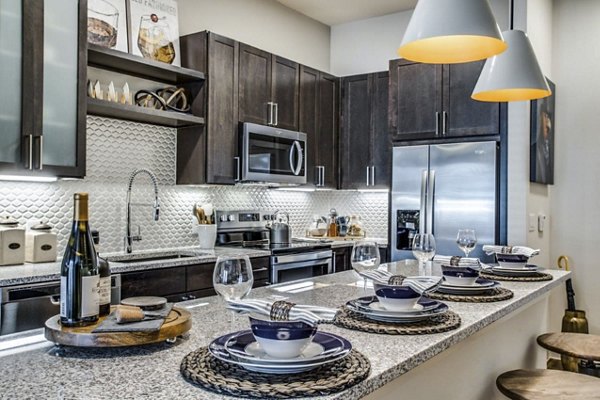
(125, 168, 160, 253)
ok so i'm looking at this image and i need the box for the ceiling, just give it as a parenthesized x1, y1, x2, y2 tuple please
(276, 0, 418, 26)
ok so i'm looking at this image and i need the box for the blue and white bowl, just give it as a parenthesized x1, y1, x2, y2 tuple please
(373, 283, 421, 311)
(496, 253, 529, 269)
(249, 315, 317, 359)
(441, 265, 480, 286)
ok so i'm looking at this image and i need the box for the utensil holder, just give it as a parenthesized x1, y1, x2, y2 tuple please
(194, 224, 217, 249)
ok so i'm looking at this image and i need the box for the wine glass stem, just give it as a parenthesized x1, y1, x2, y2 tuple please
(363, 277, 368, 293)
(418, 260, 424, 275)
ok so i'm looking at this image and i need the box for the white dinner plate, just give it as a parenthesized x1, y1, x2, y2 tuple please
(440, 278, 496, 289)
(208, 330, 352, 374)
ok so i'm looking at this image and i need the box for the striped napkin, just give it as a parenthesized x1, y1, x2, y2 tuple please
(226, 299, 338, 326)
(358, 270, 442, 295)
(433, 255, 481, 269)
(482, 245, 540, 258)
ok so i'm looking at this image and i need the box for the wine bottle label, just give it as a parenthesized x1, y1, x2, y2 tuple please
(60, 276, 67, 318)
(80, 275, 100, 318)
(98, 276, 111, 306)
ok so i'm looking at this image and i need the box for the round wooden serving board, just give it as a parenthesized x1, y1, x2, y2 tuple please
(44, 306, 191, 348)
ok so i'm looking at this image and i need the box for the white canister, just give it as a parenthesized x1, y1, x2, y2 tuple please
(0, 217, 25, 266)
(194, 224, 217, 249)
(25, 222, 58, 263)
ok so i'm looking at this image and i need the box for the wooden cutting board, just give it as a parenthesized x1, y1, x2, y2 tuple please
(44, 306, 191, 348)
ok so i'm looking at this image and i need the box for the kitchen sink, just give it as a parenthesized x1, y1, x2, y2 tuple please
(105, 251, 203, 264)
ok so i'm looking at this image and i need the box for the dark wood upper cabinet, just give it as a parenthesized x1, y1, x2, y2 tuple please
(444, 61, 500, 137)
(239, 43, 272, 126)
(299, 66, 319, 186)
(370, 71, 391, 189)
(271, 56, 300, 130)
(299, 67, 339, 188)
(178, 32, 239, 184)
(340, 72, 390, 189)
(317, 73, 339, 189)
(389, 58, 501, 142)
(238, 46, 299, 129)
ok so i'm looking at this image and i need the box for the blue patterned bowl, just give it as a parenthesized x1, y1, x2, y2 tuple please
(496, 253, 529, 269)
(373, 283, 421, 311)
(441, 265, 480, 286)
(249, 315, 317, 359)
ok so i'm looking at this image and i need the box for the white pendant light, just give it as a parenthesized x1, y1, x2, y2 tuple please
(472, 2, 551, 102)
(398, 0, 507, 64)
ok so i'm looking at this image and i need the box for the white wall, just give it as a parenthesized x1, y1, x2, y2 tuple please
(330, 0, 509, 76)
(551, 0, 600, 333)
(177, 0, 330, 71)
(524, 0, 553, 270)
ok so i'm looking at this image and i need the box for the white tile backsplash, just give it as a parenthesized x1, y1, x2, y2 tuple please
(0, 117, 389, 255)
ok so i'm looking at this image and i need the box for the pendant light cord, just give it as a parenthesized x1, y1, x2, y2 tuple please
(509, 0, 514, 30)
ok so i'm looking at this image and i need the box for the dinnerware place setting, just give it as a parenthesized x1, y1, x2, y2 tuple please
(478, 245, 553, 281)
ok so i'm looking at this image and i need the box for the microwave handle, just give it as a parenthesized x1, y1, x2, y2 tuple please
(289, 141, 303, 176)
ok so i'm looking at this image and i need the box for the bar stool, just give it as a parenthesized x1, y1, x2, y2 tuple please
(537, 332, 600, 377)
(496, 369, 600, 399)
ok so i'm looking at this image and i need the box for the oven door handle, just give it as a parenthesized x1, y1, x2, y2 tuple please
(271, 258, 332, 271)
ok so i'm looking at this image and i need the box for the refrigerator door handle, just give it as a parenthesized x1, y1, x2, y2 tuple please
(427, 170, 436, 235)
(420, 170, 428, 234)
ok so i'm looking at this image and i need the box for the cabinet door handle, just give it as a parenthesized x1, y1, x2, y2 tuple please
(435, 112, 440, 136)
(273, 103, 278, 126)
(37, 136, 43, 170)
(442, 111, 448, 135)
(366, 166, 371, 187)
(234, 156, 241, 181)
(25, 134, 33, 170)
(371, 166, 376, 186)
(253, 267, 269, 273)
(320, 166, 325, 187)
(267, 102, 273, 125)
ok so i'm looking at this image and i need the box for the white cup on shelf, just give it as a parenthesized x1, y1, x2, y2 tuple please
(194, 224, 217, 249)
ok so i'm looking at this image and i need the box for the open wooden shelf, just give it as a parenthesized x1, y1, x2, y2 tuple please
(88, 44, 205, 84)
(87, 98, 205, 128)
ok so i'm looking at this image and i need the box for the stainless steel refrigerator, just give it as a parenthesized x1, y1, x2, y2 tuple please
(390, 142, 500, 261)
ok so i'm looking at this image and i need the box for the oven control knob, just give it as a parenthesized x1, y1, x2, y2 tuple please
(228, 214, 236, 222)
(219, 215, 228, 222)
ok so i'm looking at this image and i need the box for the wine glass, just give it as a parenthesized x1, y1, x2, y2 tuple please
(456, 229, 477, 257)
(213, 255, 253, 322)
(351, 241, 381, 292)
(412, 234, 436, 273)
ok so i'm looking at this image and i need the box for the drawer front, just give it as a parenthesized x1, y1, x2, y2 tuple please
(121, 267, 186, 298)
(187, 257, 271, 292)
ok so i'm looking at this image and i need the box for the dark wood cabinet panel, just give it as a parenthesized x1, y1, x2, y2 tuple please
(370, 71, 391, 188)
(299, 65, 320, 186)
(340, 72, 389, 189)
(239, 43, 272, 125)
(340, 74, 371, 190)
(443, 61, 500, 137)
(121, 267, 187, 299)
(318, 73, 340, 189)
(271, 56, 299, 130)
(187, 257, 270, 293)
(334, 246, 352, 273)
(379, 246, 389, 263)
(178, 32, 239, 185)
(389, 59, 442, 141)
(389, 58, 501, 143)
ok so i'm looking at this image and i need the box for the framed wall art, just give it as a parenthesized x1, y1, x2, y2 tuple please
(87, 0, 129, 52)
(530, 78, 556, 185)
(128, 0, 181, 66)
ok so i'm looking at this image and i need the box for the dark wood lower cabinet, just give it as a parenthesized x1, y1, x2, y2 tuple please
(120, 257, 271, 302)
(334, 245, 388, 273)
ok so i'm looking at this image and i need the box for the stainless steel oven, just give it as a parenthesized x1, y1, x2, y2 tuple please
(240, 122, 307, 184)
(270, 249, 333, 284)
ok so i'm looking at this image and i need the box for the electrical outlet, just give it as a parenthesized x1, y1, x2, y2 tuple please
(538, 214, 546, 233)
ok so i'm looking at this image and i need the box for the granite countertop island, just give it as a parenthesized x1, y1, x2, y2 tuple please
(0, 262, 569, 400)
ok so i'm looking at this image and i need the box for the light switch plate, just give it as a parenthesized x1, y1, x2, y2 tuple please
(528, 213, 537, 232)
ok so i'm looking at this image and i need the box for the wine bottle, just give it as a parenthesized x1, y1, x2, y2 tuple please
(60, 193, 99, 327)
(92, 230, 111, 317)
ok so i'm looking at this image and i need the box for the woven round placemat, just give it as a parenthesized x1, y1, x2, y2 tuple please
(427, 287, 514, 303)
(480, 271, 553, 282)
(334, 308, 461, 335)
(180, 347, 370, 399)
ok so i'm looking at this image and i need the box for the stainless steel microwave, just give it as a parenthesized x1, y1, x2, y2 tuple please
(240, 123, 307, 184)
